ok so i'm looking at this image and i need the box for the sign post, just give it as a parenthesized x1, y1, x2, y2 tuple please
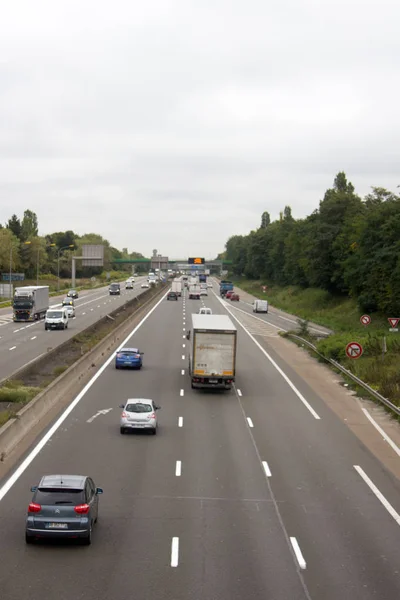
(388, 318, 399, 332)
(345, 342, 363, 359)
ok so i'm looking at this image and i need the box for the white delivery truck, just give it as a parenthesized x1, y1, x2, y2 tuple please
(188, 284, 201, 299)
(171, 279, 182, 296)
(13, 286, 50, 322)
(253, 299, 269, 313)
(188, 314, 237, 390)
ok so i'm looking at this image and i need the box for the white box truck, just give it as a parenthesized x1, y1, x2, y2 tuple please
(13, 286, 50, 322)
(188, 314, 237, 390)
(188, 284, 201, 299)
(171, 279, 182, 296)
(253, 299, 269, 313)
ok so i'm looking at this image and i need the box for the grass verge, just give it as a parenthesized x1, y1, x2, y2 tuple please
(232, 277, 400, 410)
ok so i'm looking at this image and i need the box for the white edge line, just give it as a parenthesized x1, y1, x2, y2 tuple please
(180, 389, 184, 396)
(175, 460, 182, 476)
(290, 537, 306, 569)
(354, 465, 400, 525)
(215, 295, 321, 420)
(171, 537, 179, 567)
(0, 289, 170, 503)
(247, 417, 254, 428)
(178, 417, 183, 427)
(362, 408, 400, 458)
(262, 461, 272, 477)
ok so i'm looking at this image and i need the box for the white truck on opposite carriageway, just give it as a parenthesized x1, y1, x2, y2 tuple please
(187, 314, 237, 390)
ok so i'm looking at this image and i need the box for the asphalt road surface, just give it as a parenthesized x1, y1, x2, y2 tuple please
(0, 279, 147, 381)
(0, 284, 400, 599)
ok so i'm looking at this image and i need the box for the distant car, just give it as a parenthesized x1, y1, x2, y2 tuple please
(199, 307, 212, 315)
(207, 282, 213, 288)
(109, 283, 121, 295)
(125, 280, 134, 289)
(200, 288, 208, 296)
(167, 292, 178, 301)
(25, 474, 103, 545)
(115, 348, 144, 369)
(119, 398, 161, 435)
(141, 282, 150, 288)
(230, 293, 240, 301)
(64, 304, 75, 318)
(67, 290, 78, 299)
(225, 291, 234, 299)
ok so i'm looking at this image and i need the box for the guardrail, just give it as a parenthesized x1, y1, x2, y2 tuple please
(287, 333, 400, 417)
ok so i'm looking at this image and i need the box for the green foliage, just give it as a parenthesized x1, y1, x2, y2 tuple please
(224, 173, 400, 315)
(0, 384, 38, 404)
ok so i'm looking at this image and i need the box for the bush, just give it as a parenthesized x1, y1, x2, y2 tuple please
(0, 385, 38, 404)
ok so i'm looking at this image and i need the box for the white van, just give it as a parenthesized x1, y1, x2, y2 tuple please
(199, 307, 212, 315)
(45, 307, 69, 330)
(253, 299, 269, 313)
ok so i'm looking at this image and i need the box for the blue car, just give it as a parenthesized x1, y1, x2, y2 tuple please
(115, 348, 144, 369)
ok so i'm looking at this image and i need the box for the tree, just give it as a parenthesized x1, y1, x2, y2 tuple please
(260, 211, 270, 229)
(20, 210, 38, 241)
(0, 229, 20, 273)
(7, 214, 22, 239)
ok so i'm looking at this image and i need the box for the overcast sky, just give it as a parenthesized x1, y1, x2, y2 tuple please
(1, 0, 399, 259)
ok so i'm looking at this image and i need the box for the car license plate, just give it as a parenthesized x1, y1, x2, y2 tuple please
(209, 379, 218, 383)
(124, 361, 131, 365)
(46, 523, 68, 529)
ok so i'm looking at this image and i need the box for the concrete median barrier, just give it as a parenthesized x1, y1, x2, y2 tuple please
(0, 284, 168, 462)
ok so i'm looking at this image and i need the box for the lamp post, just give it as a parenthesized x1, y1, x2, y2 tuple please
(57, 245, 74, 292)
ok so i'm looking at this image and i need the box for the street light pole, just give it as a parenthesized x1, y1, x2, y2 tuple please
(36, 248, 40, 286)
(57, 245, 74, 292)
(9, 246, 12, 299)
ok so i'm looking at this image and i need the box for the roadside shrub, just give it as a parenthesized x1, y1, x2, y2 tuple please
(0, 385, 38, 404)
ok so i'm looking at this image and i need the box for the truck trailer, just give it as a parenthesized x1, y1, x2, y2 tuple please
(171, 279, 182, 296)
(13, 286, 50, 322)
(188, 314, 237, 390)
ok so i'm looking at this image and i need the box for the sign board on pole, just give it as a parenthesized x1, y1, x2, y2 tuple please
(82, 245, 104, 267)
(388, 318, 399, 332)
(360, 314, 371, 326)
(345, 341, 363, 359)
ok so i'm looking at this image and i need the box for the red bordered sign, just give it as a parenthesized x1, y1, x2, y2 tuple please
(345, 341, 363, 359)
(388, 318, 400, 329)
(360, 315, 371, 326)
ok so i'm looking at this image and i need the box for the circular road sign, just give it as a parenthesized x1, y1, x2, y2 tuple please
(345, 341, 363, 359)
(360, 314, 371, 326)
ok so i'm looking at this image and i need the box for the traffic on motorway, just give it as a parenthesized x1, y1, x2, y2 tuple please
(1, 275, 400, 599)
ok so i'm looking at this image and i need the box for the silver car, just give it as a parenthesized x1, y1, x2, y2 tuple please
(119, 398, 161, 435)
(26, 474, 103, 545)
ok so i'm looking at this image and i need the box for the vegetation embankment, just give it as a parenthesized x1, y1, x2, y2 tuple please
(0, 283, 167, 428)
(232, 277, 400, 410)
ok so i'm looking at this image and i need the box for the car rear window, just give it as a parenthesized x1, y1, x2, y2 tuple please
(119, 351, 138, 356)
(126, 403, 152, 413)
(34, 488, 85, 505)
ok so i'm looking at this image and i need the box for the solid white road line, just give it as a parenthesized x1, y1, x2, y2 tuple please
(30, 336, 37, 340)
(362, 408, 400, 458)
(180, 389, 184, 396)
(262, 461, 272, 477)
(237, 389, 242, 396)
(216, 295, 321, 420)
(181, 369, 185, 375)
(178, 417, 183, 427)
(290, 537, 307, 569)
(247, 417, 254, 428)
(354, 465, 400, 526)
(0, 289, 170, 503)
(9, 346, 16, 351)
(171, 537, 179, 567)
(175, 461, 182, 476)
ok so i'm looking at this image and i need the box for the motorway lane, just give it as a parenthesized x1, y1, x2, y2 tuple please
(1, 286, 400, 598)
(204, 292, 400, 599)
(0, 279, 147, 380)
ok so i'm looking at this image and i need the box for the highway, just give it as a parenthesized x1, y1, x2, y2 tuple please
(1, 282, 400, 599)
(0, 278, 146, 381)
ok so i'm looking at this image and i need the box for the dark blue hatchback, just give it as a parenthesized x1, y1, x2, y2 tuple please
(115, 348, 144, 369)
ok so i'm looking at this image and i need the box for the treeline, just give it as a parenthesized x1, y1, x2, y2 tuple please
(0, 210, 144, 279)
(223, 172, 400, 314)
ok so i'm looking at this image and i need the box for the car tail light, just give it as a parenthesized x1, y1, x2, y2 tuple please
(134, 354, 140, 358)
(74, 503, 90, 514)
(148, 413, 156, 419)
(28, 502, 41, 513)
(121, 411, 127, 418)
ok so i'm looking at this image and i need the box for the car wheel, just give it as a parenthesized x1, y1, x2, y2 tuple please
(115, 365, 119, 369)
(25, 533, 34, 544)
(152, 427, 157, 435)
(120, 427, 125, 434)
(82, 524, 92, 545)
